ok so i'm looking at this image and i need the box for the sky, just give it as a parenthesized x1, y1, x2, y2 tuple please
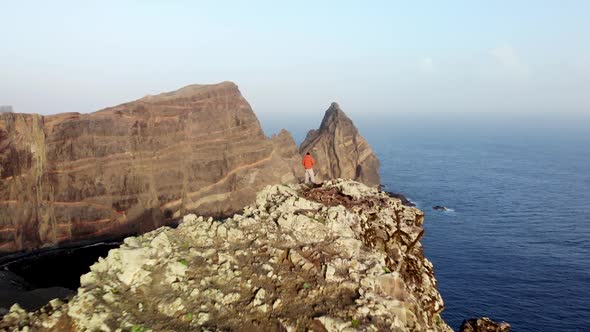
(1, 1, 589, 127)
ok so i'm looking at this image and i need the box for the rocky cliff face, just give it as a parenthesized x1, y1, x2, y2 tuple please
(0, 82, 300, 253)
(300, 103, 380, 187)
(0, 180, 453, 332)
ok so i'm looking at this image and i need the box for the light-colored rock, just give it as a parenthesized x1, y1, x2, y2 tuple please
(250, 288, 266, 308)
(157, 297, 185, 317)
(115, 247, 152, 287)
(165, 261, 188, 283)
(1, 180, 453, 332)
(150, 231, 173, 257)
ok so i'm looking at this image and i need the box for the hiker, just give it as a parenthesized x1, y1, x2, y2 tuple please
(302, 152, 315, 184)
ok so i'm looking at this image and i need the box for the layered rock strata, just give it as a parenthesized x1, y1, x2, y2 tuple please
(0, 179, 452, 331)
(0, 82, 300, 253)
(300, 103, 380, 187)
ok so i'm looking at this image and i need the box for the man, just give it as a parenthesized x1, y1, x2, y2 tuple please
(302, 152, 315, 184)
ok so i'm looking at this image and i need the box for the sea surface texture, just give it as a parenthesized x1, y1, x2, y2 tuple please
(368, 125, 590, 331)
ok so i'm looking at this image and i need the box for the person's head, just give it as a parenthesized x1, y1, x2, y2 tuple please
(306, 152, 310, 155)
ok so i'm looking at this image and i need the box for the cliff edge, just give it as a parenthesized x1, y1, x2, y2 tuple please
(0, 179, 452, 331)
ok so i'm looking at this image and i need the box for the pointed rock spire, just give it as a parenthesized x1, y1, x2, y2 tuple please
(300, 103, 380, 187)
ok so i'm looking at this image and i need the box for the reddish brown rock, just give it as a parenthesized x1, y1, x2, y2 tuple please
(270, 129, 301, 180)
(299, 102, 380, 187)
(0, 82, 299, 253)
(0, 84, 384, 254)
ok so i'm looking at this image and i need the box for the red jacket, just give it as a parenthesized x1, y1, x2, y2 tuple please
(302, 154, 315, 169)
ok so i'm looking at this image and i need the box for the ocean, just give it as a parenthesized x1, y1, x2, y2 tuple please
(361, 118, 590, 331)
(2, 113, 588, 331)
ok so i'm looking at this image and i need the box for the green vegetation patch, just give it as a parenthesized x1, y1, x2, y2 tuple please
(130, 325, 147, 332)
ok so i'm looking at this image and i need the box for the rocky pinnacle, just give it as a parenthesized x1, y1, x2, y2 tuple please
(300, 103, 381, 187)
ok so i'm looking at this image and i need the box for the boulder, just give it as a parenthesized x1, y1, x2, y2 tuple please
(460, 317, 511, 332)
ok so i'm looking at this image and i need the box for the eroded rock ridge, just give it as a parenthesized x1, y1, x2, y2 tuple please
(0, 83, 300, 253)
(0, 179, 453, 332)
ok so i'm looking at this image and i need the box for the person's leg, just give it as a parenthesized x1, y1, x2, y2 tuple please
(304, 169, 310, 184)
(309, 169, 315, 184)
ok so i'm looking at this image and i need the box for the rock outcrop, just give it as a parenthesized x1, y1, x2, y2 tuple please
(300, 103, 380, 187)
(385, 192, 416, 207)
(0, 179, 452, 331)
(460, 317, 511, 332)
(0, 84, 384, 255)
(0, 82, 300, 253)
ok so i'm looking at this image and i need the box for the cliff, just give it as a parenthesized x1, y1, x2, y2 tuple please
(0, 180, 453, 331)
(0, 82, 300, 253)
(300, 103, 380, 187)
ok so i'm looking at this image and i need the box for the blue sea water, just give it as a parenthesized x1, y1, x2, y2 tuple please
(364, 122, 590, 331)
(2, 114, 585, 330)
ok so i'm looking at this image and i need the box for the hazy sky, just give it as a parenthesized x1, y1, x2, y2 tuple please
(1, 1, 589, 120)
